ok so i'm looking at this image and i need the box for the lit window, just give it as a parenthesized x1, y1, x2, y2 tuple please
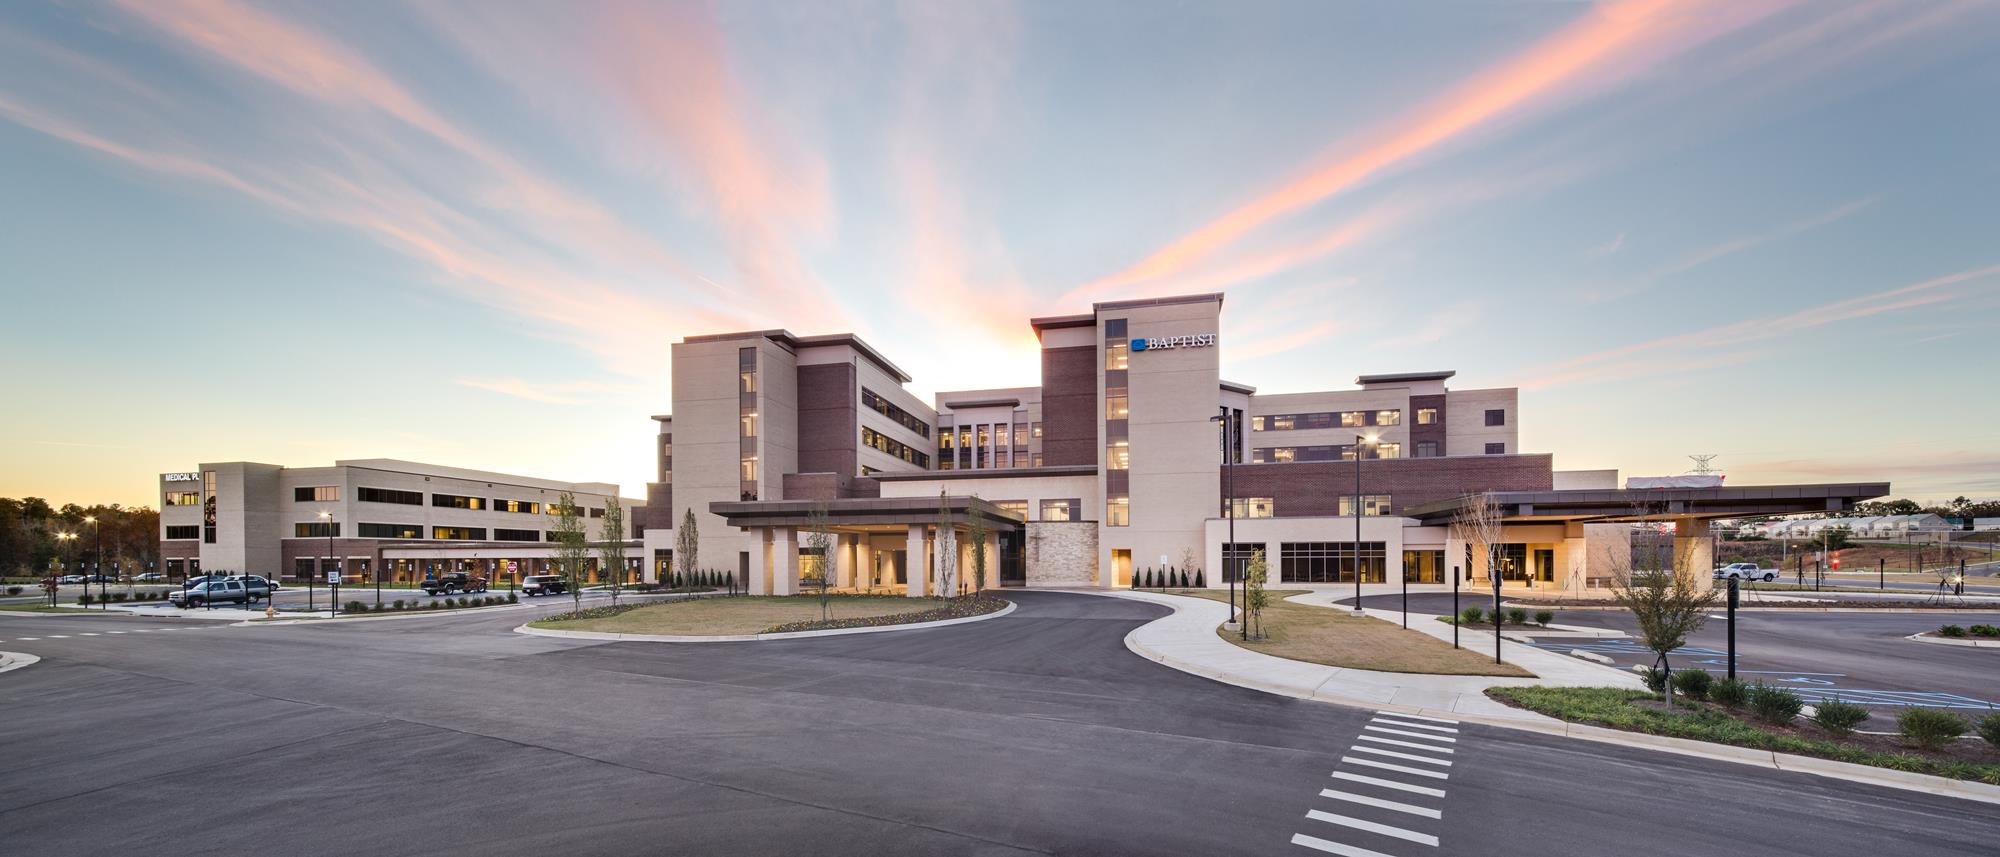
(1375, 410, 1401, 426)
(1226, 498, 1275, 518)
(1039, 499, 1073, 522)
(1272, 447, 1296, 462)
(740, 456, 758, 481)
(1106, 442, 1129, 470)
(1341, 411, 1365, 427)
(1416, 408, 1438, 425)
(740, 371, 757, 394)
(1375, 442, 1401, 459)
(1271, 415, 1295, 431)
(1105, 341, 1128, 370)
(1251, 416, 1265, 431)
(740, 412, 759, 437)
(1106, 496, 1129, 527)
(1338, 495, 1392, 516)
(1106, 395, 1129, 420)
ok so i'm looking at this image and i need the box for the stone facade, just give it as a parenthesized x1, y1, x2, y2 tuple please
(1025, 521, 1097, 586)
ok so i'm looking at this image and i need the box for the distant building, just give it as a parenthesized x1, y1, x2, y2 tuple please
(1746, 513, 1951, 540)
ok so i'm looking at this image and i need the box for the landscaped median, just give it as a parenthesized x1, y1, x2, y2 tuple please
(1488, 685, 2000, 786)
(524, 593, 1012, 640)
(1191, 589, 1530, 677)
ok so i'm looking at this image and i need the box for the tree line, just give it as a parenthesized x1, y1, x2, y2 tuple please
(1850, 496, 2000, 519)
(0, 497, 160, 579)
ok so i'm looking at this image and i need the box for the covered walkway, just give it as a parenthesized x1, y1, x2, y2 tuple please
(710, 496, 1026, 597)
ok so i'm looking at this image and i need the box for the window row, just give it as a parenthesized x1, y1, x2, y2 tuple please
(164, 525, 199, 540)
(1252, 443, 1401, 463)
(164, 491, 201, 506)
(862, 388, 931, 438)
(862, 426, 931, 468)
(293, 486, 341, 502)
(1279, 541, 1387, 584)
(1252, 410, 1400, 431)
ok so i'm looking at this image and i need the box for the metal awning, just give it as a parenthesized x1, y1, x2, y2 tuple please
(1401, 482, 1890, 524)
(709, 496, 1026, 530)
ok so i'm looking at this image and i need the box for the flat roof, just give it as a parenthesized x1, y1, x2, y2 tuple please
(679, 329, 912, 384)
(1221, 379, 1257, 395)
(1029, 313, 1095, 332)
(1402, 483, 1891, 524)
(331, 459, 628, 497)
(1356, 370, 1456, 385)
(709, 495, 1026, 529)
(940, 397, 1022, 410)
(1094, 292, 1224, 312)
(869, 464, 1098, 482)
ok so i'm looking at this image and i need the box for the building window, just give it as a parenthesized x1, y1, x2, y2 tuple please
(659, 432, 673, 483)
(1106, 442, 1129, 470)
(740, 347, 759, 502)
(1338, 495, 1392, 516)
(958, 428, 973, 469)
(164, 491, 200, 506)
(1341, 411, 1365, 428)
(294, 522, 341, 538)
(976, 425, 991, 469)
(739, 370, 756, 394)
(1373, 442, 1401, 459)
(1280, 541, 1386, 583)
(202, 470, 217, 544)
(1251, 415, 1265, 431)
(293, 486, 341, 502)
(1270, 415, 1295, 431)
(862, 388, 931, 438)
(432, 526, 486, 540)
(494, 528, 539, 542)
(993, 500, 1029, 520)
(863, 426, 931, 468)
(165, 525, 199, 540)
(1106, 496, 1129, 527)
(1485, 442, 1505, 455)
(740, 412, 759, 437)
(740, 457, 759, 482)
(1375, 410, 1401, 426)
(1039, 499, 1075, 522)
(1223, 543, 1260, 583)
(432, 493, 485, 510)
(1225, 497, 1275, 519)
(588, 507, 605, 519)
(1416, 407, 1438, 425)
(1404, 549, 1445, 584)
(495, 499, 542, 514)
(1415, 441, 1440, 458)
(1105, 340, 1128, 370)
(1485, 408, 1505, 426)
(358, 522, 421, 539)
(358, 487, 423, 505)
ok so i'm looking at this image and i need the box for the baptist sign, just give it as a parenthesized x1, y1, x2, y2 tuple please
(1130, 334, 1216, 352)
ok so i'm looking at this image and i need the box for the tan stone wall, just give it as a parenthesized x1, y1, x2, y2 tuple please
(1026, 521, 1097, 586)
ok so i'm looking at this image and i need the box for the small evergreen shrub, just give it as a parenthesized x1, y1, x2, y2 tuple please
(78, 593, 93, 605)
(1746, 684, 1805, 724)
(1194, 569, 1206, 587)
(392, 599, 405, 610)
(1671, 668, 1713, 700)
(111, 592, 128, 602)
(1938, 624, 1967, 638)
(1639, 666, 1668, 693)
(1967, 624, 1998, 638)
(345, 601, 367, 613)
(1533, 610, 1554, 627)
(1975, 711, 2000, 747)
(1710, 677, 1749, 708)
(1507, 608, 1527, 626)
(1811, 697, 1869, 737)
(1897, 707, 1967, 751)
(1461, 606, 1484, 625)
(1180, 569, 1191, 588)
(5, 585, 21, 596)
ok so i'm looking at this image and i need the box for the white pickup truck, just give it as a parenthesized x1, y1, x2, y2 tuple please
(1713, 562, 1777, 582)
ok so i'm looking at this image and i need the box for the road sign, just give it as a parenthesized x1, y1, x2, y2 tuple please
(327, 571, 342, 586)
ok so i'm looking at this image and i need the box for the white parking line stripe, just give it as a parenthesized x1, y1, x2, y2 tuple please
(1341, 756, 1449, 780)
(1364, 725, 1457, 743)
(1370, 718, 1458, 734)
(106, 631, 126, 634)
(1306, 810, 1438, 846)
(78, 633, 101, 636)
(18, 637, 37, 641)
(1330, 771, 1446, 798)
(1291, 833, 1399, 857)
(1350, 745, 1453, 766)
(1376, 711, 1459, 725)
(1357, 735, 1455, 753)
(1320, 788, 1441, 819)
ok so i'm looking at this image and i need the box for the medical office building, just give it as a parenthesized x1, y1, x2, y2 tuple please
(637, 292, 1888, 596)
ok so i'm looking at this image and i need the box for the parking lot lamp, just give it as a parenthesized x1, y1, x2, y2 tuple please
(55, 532, 76, 606)
(86, 516, 104, 610)
(1353, 434, 1378, 614)
(1209, 409, 1240, 637)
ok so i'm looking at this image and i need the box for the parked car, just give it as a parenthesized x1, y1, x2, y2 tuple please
(58, 574, 88, 584)
(520, 575, 567, 597)
(226, 575, 275, 601)
(420, 572, 488, 596)
(169, 579, 249, 607)
(182, 574, 230, 589)
(1713, 562, 1777, 582)
(135, 572, 166, 582)
(84, 574, 120, 583)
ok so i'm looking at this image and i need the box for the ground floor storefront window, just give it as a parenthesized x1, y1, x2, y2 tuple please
(1279, 542, 1385, 583)
(1403, 549, 1444, 584)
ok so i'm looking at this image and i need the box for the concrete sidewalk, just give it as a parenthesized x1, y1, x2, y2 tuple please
(1098, 589, 1641, 723)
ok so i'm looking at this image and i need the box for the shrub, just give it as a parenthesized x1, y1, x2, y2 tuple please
(1970, 624, 1999, 638)
(1710, 678, 1749, 707)
(1671, 668, 1713, 700)
(1746, 684, 1805, 724)
(6, 585, 22, 596)
(1461, 606, 1485, 625)
(1975, 711, 2000, 747)
(1938, 624, 1967, 638)
(1507, 608, 1527, 626)
(344, 601, 367, 614)
(1897, 707, 1967, 751)
(1194, 569, 1206, 588)
(1811, 697, 1870, 737)
(392, 599, 405, 611)
(78, 593, 93, 605)
(507, 591, 519, 603)
(1181, 569, 1191, 588)
(1533, 610, 1554, 627)
(1640, 666, 1668, 693)
(111, 592, 128, 602)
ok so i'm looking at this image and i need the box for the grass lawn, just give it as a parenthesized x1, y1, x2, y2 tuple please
(530, 595, 955, 636)
(1188, 590, 1531, 677)
(0, 604, 99, 613)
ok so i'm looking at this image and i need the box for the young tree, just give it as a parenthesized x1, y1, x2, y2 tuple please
(1607, 537, 1718, 704)
(599, 496, 626, 607)
(966, 500, 989, 595)
(1179, 547, 1198, 592)
(934, 489, 957, 598)
(803, 500, 836, 620)
(1244, 548, 1269, 639)
(676, 508, 699, 594)
(551, 492, 591, 616)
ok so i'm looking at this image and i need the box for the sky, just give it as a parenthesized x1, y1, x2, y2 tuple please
(2, 0, 1997, 509)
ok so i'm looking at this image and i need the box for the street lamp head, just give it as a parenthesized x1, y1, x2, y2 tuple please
(318, 510, 332, 520)
(84, 515, 96, 524)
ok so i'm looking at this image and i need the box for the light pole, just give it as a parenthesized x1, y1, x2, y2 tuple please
(86, 515, 104, 610)
(1210, 408, 1242, 638)
(316, 510, 334, 614)
(1352, 434, 1378, 614)
(56, 532, 76, 606)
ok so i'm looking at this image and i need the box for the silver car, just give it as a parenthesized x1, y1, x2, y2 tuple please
(169, 580, 249, 607)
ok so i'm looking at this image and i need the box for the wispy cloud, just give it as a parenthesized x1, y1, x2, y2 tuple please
(1583, 197, 1877, 302)
(455, 379, 641, 405)
(1583, 232, 1627, 258)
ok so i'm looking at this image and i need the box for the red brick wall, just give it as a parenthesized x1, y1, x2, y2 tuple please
(1041, 345, 1097, 466)
(796, 363, 858, 477)
(1226, 453, 1553, 516)
(1410, 394, 1446, 457)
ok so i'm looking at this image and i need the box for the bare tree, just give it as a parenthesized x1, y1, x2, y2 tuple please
(1450, 492, 1506, 662)
(1607, 536, 1718, 704)
(934, 489, 957, 598)
(803, 500, 836, 620)
(966, 498, 989, 595)
(1179, 546, 1199, 591)
(1244, 548, 1270, 640)
(599, 496, 626, 607)
(676, 508, 699, 594)
(551, 492, 592, 616)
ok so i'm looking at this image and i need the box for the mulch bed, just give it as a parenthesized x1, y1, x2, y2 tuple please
(762, 595, 1007, 634)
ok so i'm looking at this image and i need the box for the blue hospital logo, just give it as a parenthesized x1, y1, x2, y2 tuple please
(1127, 333, 1215, 352)
(1131, 338, 1148, 351)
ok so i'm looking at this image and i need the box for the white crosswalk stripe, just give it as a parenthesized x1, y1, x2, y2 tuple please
(1292, 833, 1399, 857)
(1369, 717, 1458, 734)
(1339, 756, 1449, 779)
(1349, 745, 1452, 766)
(1362, 725, 1456, 743)
(1294, 717, 1470, 855)
(1306, 810, 1438, 846)
(1329, 771, 1444, 798)
(1374, 711, 1459, 725)
(1355, 734, 1455, 754)
(1319, 789, 1441, 819)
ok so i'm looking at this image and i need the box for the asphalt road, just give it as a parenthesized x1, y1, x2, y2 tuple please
(1, 591, 1993, 856)
(1353, 592, 2000, 728)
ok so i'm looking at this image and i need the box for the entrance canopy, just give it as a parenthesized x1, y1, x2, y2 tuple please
(1402, 482, 1890, 525)
(709, 496, 1027, 531)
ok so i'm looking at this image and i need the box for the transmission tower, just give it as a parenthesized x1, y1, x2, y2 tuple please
(1688, 454, 1719, 475)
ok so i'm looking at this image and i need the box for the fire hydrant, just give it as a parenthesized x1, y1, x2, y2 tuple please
(264, 605, 277, 619)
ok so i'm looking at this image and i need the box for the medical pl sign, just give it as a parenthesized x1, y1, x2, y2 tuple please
(1130, 333, 1216, 352)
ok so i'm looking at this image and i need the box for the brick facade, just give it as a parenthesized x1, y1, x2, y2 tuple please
(1409, 393, 1446, 457)
(796, 363, 858, 477)
(1226, 453, 1554, 517)
(1040, 345, 1097, 466)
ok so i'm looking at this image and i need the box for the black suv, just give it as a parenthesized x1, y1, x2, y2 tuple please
(520, 575, 567, 597)
(420, 572, 488, 596)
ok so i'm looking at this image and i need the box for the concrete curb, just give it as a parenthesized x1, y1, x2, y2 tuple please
(0, 651, 41, 674)
(1509, 602, 1999, 614)
(513, 599, 1017, 643)
(1096, 588, 2000, 806)
(1903, 632, 2000, 649)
